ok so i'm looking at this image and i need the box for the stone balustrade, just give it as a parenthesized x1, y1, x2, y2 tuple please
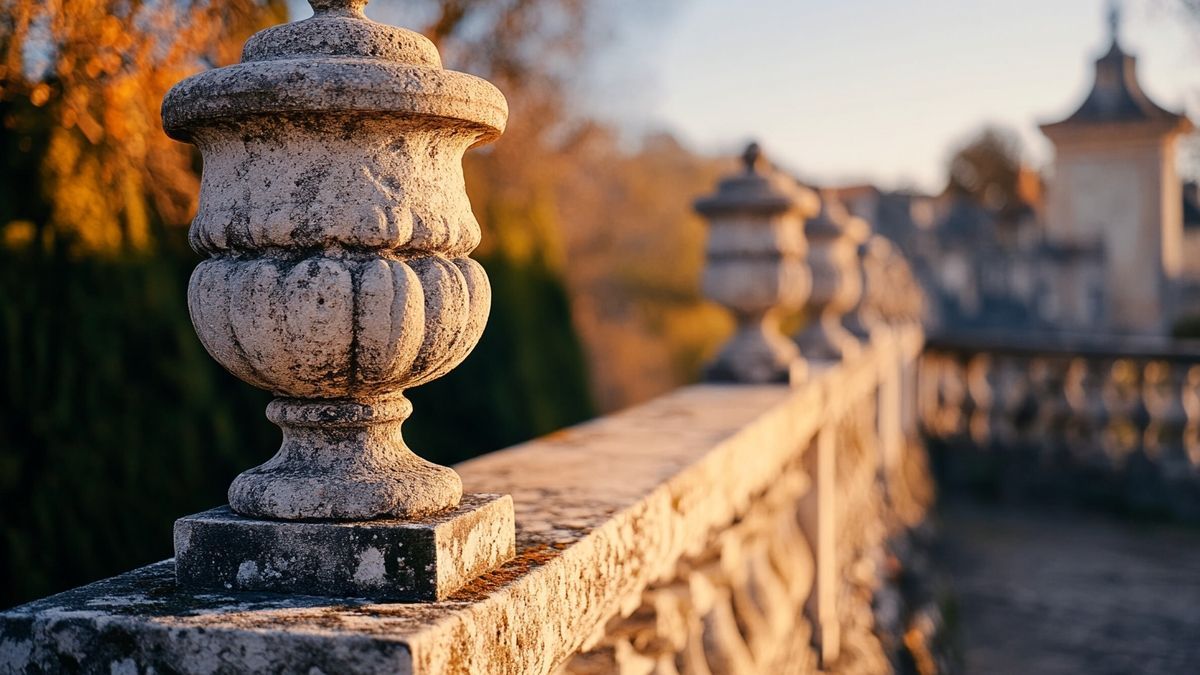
(921, 332, 1200, 519)
(0, 325, 933, 674)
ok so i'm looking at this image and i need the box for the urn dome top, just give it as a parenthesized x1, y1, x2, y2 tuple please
(162, 0, 507, 143)
(694, 142, 818, 218)
(241, 0, 441, 66)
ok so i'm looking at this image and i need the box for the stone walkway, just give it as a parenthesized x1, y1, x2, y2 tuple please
(939, 501, 1200, 675)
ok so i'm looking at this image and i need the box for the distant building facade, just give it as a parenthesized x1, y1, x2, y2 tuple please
(1039, 10, 1193, 334)
(840, 8, 1193, 337)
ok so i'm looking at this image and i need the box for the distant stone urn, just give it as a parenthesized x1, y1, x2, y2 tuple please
(163, 0, 507, 521)
(795, 191, 866, 361)
(695, 143, 816, 383)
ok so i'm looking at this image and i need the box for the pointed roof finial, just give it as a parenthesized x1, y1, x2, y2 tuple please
(742, 141, 762, 174)
(1107, 0, 1121, 46)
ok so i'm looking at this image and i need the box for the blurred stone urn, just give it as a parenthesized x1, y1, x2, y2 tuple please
(694, 143, 817, 383)
(795, 191, 867, 361)
(163, 0, 507, 521)
(842, 219, 877, 339)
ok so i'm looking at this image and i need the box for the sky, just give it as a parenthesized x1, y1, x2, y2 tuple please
(588, 0, 1199, 193)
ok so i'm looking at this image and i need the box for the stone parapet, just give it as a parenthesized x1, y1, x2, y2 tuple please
(1, 328, 932, 674)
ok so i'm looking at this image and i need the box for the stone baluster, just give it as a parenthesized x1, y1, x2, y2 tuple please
(990, 354, 1029, 448)
(695, 143, 817, 383)
(1101, 359, 1143, 468)
(933, 353, 968, 438)
(1143, 360, 1188, 478)
(917, 353, 942, 435)
(1080, 355, 1113, 466)
(1182, 365, 1200, 469)
(965, 353, 995, 445)
(794, 191, 867, 361)
(952, 352, 977, 441)
(1028, 356, 1072, 461)
(1065, 357, 1111, 466)
(162, 0, 515, 600)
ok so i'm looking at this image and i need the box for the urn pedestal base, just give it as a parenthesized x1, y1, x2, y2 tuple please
(173, 493, 515, 601)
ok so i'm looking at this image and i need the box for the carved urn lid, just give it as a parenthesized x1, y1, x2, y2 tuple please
(162, 0, 507, 143)
(694, 142, 818, 217)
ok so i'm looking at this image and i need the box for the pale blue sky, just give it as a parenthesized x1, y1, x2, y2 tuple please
(333, 0, 1197, 193)
(589, 0, 1198, 192)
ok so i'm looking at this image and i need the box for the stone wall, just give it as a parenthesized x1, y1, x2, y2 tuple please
(0, 327, 935, 674)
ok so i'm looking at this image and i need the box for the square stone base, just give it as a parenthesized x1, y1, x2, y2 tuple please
(174, 493, 515, 601)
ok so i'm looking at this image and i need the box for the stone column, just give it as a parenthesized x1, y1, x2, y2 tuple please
(794, 191, 865, 362)
(162, 0, 515, 601)
(694, 143, 816, 383)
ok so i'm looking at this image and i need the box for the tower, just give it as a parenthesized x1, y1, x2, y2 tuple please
(1039, 3, 1193, 334)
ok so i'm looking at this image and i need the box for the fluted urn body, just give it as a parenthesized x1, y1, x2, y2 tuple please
(163, 0, 507, 520)
(796, 192, 866, 361)
(695, 144, 816, 383)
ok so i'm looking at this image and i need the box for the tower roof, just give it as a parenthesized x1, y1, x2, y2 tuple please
(1041, 5, 1191, 134)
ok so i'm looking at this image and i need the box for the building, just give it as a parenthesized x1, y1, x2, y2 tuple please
(1039, 7, 1194, 334)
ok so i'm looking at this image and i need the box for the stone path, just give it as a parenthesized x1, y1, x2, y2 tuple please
(939, 501, 1200, 675)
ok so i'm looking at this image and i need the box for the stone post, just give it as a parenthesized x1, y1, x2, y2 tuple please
(794, 191, 866, 362)
(162, 0, 515, 601)
(842, 221, 876, 340)
(694, 143, 816, 383)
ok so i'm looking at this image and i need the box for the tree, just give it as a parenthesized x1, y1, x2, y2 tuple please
(0, 0, 288, 254)
(944, 126, 1036, 225)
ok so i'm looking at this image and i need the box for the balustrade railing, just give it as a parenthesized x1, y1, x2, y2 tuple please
(0, 326, 933, 674)
(921, 333, 1200, 519)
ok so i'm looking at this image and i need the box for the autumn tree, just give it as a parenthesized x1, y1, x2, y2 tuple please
(0, 0, 287, 254)
(942, 125, 1043, 234)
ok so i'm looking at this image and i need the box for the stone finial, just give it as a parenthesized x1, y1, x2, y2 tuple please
(742, 142, 763, 173)
(1107, 0, 1121, 45)
(162, 0, 515, 598)
(794, 191, 865, 361)
(694, 143, 817, 383)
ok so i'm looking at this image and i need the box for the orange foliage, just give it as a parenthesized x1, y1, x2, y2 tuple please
(0, 0, 286, 253)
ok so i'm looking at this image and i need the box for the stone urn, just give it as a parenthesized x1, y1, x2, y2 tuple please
(842, 219, 877, 339)
(695, 143, 817, 383)
(163, 0, 507, 521)
(795, 191, 866, 361)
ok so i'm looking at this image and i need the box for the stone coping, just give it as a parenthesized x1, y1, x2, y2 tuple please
(0, 331, 914, 674)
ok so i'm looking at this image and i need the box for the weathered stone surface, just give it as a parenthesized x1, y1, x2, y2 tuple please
(174, 494, 514, 601)
(164, 0, 507, 521)
(0, 331, 930, 674)
(0, 381, 819, 673)
(695, 143, 817, 384)
(559, 451, 818, 675)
